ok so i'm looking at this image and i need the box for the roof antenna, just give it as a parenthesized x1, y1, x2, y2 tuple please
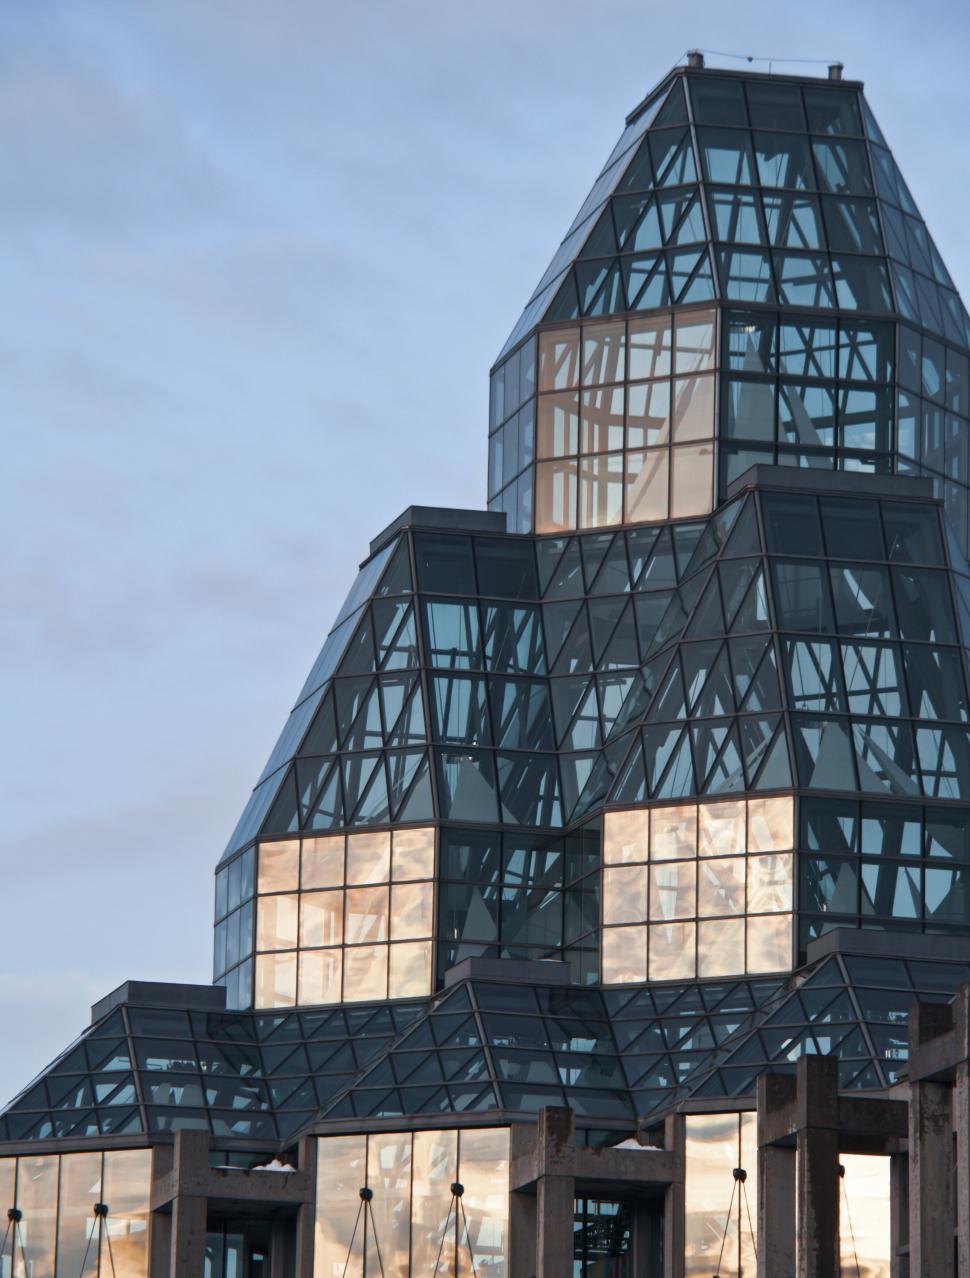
(686, 50, 704, 69)
(828, 61, 844, 80)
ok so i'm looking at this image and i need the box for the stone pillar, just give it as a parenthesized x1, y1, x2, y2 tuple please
(508, 1190, 536, 1278)
(795, 1057, 840, 1278)
(909, 1079, 953, 1277)
(535, 1108, 575, 1278)
(295, 1136, 317, 1278)
(889, 1153, 908, 1278)
(757, 1072, 796, 1278)
(956, 1059, 970, 1278)
(662, 1113, 685, 1278)
(169, 1131, 210, 1278)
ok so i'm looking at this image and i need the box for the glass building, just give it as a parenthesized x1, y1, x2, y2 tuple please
(4, 56, 970, 1278)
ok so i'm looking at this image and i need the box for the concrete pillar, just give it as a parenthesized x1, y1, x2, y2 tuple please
(295, 1137, 316, 1278)
(535, 1108, 575, 1278)
(508, 1191, 536, 1278)
(909, 1079, 953, 1277)
(889, 1153, 908, 1278)
(757, 1072, 796, 1278)
(169, 1130, 210, 1278)
(956, 1060, 970, 1278)
(662, 1113, 685, 1278)
(270, 1219, 288, 1278)
(795, 1057, 840, 1278)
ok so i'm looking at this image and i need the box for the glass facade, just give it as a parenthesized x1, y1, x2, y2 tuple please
(5, 59, 970, 1278)
(313, 1129, 509, 1278)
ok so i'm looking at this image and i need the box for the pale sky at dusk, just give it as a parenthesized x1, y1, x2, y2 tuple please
(3, 0, 970, 1105)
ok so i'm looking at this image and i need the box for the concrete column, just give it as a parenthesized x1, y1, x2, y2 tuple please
(757, 1144, 795, 1278)
(508, 1191, 536, 1278)
(795, 1057, 840, 1278)
(662, 1113, 685, 1278)
(169, 1193, 208, 1278)
(757, 1072, 797, 1278)
(535, 1108, 575, 1278)
(889, 1153, 908, 1278)
(169, 1130, 211, 1278)
(956, 1060, 970, 1278)
(909, 1079, 953, 1277)
(295, 1137, 317, 1278)
(270, 1219, 288, 1278)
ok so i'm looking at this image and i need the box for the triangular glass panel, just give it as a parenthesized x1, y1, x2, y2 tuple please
(703, 723, 745, 794)
(618, 136, 655, 193)
(691, 720, 729, 789)
(737, 716, 784, 788)
(380, 673, 417, 743)
(552, 676, 596, 748)
(546, 271, 580, 322)
(307, 760, 342, 830)
(585, 260, 626, 317)
(378, 603, 417, 670)
(648, 656, 687, 722)
(376, 538, 413, 597)
(673, 525, 705, 576)
(751, 722, 793, 790)
(694, 645, 736, 718)
(543, 600, 582, 667)
(342, 680, 384, 751)
(642, 725, 683, 795)
(681, 640, 723, 712)
(737, 646, 781, 713)
(634, 591, 675, 658)
(651, 130, 696, 186)
(640, 526, 677, 587)
(336, 677, 374, 746)
(684, 572, 725, 638)
(595, 598, 639, 669)
(654, 730, 695, 798)
(576, 259, 612, 314)
(668, 249, 709, 302)
(338, 610, 377, 676)
(342, 753, 381, 816)
(653, 79, 688, 128)
(300, 690, 338, 757)
(386, 750, 425, 817)
(598, 673, 634, 737)
(296, 755, 333, 821)
(679, 251, 716, 303)
(578, 206, 618, 259)
(552, 606, 593, 675)
(261, 767, 300, 836)
(718, 558, 759, 629)
(609, 734, 647, 804)
(626, 526, 660, 585)
(730, 571, 770, 632)
(623, 196, 664, 253)
(589, 536, 631, 594)
(683, 499, 744, 577)
(559, 752, 597, 820)
(729, 635, 769, 704)
(542, 538, 584, 599)
(658, 189, 704, 245)
(723, 497, 761, 557)
(623, 253, 669, 310)
(396, 755, 434, 822)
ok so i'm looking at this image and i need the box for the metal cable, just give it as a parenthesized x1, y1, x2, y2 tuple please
(687, 47, 842, 67)
(713, 1176, 739, 1278)
(740, 1176, 758, 1263)
(457, 1198, 479, 1278)
(430, 1197, 456, 1278)
(840, 1170, 862, 1278)
(339, 1200, 366, 1278)
(103, 1215, 118, 1278)
(363, 1200, 387, 1278)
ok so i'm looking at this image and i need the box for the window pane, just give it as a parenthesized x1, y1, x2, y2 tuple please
(258, 841, 299, 893)
(822, 197, 882, 254)
(298, 948, 342, 1005)
(602, 925, 647, 983)
(708, 188, 764, 244)
(256, 894, 299, 951)
(748, 796, 794, 851)
(343, 944, 388, 1002)
(101, 1150, 151, 1278)
(579, 454, 624, 529)
(697, 917, 746, 976)
(698, 799, 746, 856)
(345, 886, 389, 943)
(625, 449, 669, 523)
(581, 388, 624, 453)
(536, 391, 579, 458)
(671, 375, 715, 442)
(754, 132, 814, 188)
(651, 804, 697, 858)
(535, 459, 578, 534)
(626, 381, 670, 447)
(772, 561, 833, 631)
(603, 865, 648, 924)
(697, 857, 745, 916)
(718, 249, 775, 302)
(366, 1133, 412, 1278)
(675, 311, 717, 373)
(648, 921, 696, 980)
(725, 377, 775, 441)
(746, 914, 792, 972)
(747, 853, 794, 912)
(390, 882, 434, 940)
(392, 827, 435, 881)
(388, 940, 432, 998)
(301, 836, 345, 889)
(255, 953, 296, 1008)
(812, 140, 873, 194)
(603, 808, 649, 863)
(56, 1153, 102, 1278)
(582, 320, 626, 384)
(670, 444, 713, 518)
(763, 193, 823, 249)
(345, 831, 391, 885)
(538, 329, 580, 390)
(628, 314, 673, 380)
(315, 1136, 368, 1278)
(301, 890, 343, 947)
(699, 128, 755, 184)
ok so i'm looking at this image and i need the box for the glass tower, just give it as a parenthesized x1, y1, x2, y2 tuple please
(3, 58, 970, 1278)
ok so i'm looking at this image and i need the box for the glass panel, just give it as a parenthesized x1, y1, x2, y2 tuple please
(345, 832, 391, 885)
(343, 945, 388, 1002)
(300, 891, 343, 948)
(650, 805, 697, 859)
(697, 917, 745, 977)
(709, 188, 764, 244)
(388, 941, 433, 999)
(344, 887, 389, 944)
(458, 1129, 509, 1278)
(411, 1130, 459, 1278)
(748, 797, 794, 851)
(698, 800, 746, 857)
(390, 883, 434, 940)
(624, 450, 669, 523)
(603, 808, 649, 864)
(763, 193, 823, 249)
(582, 321, 626, 385)
(102, 1150, 151, 1278)
(258, 841, 299, 893)
(579, 454, 624, 529)
(671, 375, 715, 442)
(535, 459, 578, 534)
(603, 865, 648, 925)
(255, 953, 297, 1008)
(746, 914, 792, 972)
(302, 836, 345, 890)
(392, 828, 436, 881)
(670, 444, 713, 519)
(628, 314, 673, 380)
(256, 894, 299, 952)
(56, 1152, 102, 1278)
(839, 1156, 890, 1278)
(298, 950, 342, 1006)
(699, 129, 755, 184)
(649, 921, 696, 980)
(649, 862, 696, 920)
(367, 1134, 412, 1278)
(685, 1115, 754, 1277)
(754, 132, 814, 188)
(314, 1136, 367, 1278)
(536, 392, 579, 458)
(812, 140, 872, 194)
(747, 854, 794, 912)
(601, 925, 647, 983)
(697, 857, 745, 916)
(538, 330, 580, 391)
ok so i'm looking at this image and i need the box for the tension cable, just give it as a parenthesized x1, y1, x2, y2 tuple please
(713, 1166, 757, 1278)
(839, 1164, 861, 1278)
(340, 1188, 387, 1278)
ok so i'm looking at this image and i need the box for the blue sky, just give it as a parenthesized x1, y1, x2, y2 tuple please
(3, 0, 969, 1105)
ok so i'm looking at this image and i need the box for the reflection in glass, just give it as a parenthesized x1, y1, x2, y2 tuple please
(839, 1155, 890, 1278)
(301, 891, 343, 948)
(389, 941, 433, 999)
(685, 1114, 757, 1277)
(698, 918, 745, 977)
(258, 841, 299, 893)
(14, 1156, 58, 1278)
(302, 836, 345, 889)
(299, 949, 342, 1005)
(343, 945, 388, 1002)
(256, 894, 299, 952)
(458, 1129, 510, 1278)
(367, 1134, 411, 1278)
(649, 921, 696, 980)
(603, 808, 648, 864)
(602, 925, 647, 984)
(314, 1136, 367, 1278)
(56, 1152, 102, 1278)
(102, 1150, 152, 1278)
(698, 800, 745, 857)
(345, 888, 389, 944)
(748, 796, 794, 851)
(746, 913, 791, 972)
(255, 953, 297, 1008)
(390, 883, 434, 941)
(346, 832, 391, 885)
(651, 805, 697, 859)
(649, 862, 696, 921)
(747, 854, 794, 912)
(412, 1130, 458, 1278)
(697, 857, 745, 916)
(603, 866, 648, 925)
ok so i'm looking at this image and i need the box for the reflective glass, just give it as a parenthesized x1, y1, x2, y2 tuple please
(392, 828, 435, 881)
(343, 945, 388, 1003)
(411, 1131, 458, 1278)
(258, 841, 299, 894)
(699, 129, 755, 184)
(698, 918, 746, 977)
(298, 949, 342, 1006)
(697, 858, 745, 917)
(628, 314, 672, 380)
(301, 891, 343, 948)
(649, 861, 696, 921)
(603, 866, 648, 925)
(102, 1150, 151, 1278)
(754, 132, 814, 188)
(698, 800, 746, 857)
(314, 1136, 367, 1278)
(746, 913, 791, 972)
(537, 330, 580, 391)
(56, 1152, 102, 1278)
(748, 797, 794, 851)
(603, 808, 648, 864)
(367, 1134, 411, 1278)
(601, 925, 648, 984)
(345, 887, 389, 944)
(748, 854, 794, 912)
(257, 894, 299, 952)
(650, 805, 697, 859)
(649, 921, 696, 980)
(388, 941, 433, 999)
(302, 836, 345, 890)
